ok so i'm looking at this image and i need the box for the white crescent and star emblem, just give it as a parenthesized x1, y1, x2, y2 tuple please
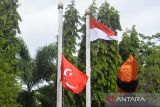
(64, 68, 72, 76)
(63, 68, 75, 89)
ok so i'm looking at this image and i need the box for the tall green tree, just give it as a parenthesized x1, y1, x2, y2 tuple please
(34, 43, 57, 107)
(139, 46, 160, 92)
(17, 40, 58, 107)
(62, 0, 81, 107)
(16, 38, 37, 107)
(35, 44, 57, 82)
(63, 0, 80, 63)
(138, 33, 159, 66)
(119, 26, 140, 61)
(138, 33, 160, 92)
(0, 0, 21, 106)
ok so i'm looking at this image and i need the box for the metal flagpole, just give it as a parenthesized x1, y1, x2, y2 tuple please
(57, 1, 63, 107)
(85, 9, 91, 107)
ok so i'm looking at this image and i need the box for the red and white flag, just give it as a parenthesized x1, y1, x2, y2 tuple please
(90, 17, 118, 41)
(61, 55, 88, 94)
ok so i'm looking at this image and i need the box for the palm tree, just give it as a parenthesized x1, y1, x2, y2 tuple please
(16, 37, 37, 107)
(34, 43, 57, 107)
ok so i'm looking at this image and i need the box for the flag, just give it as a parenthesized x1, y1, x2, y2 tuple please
(61, 55, 88, 94)
(90, 17, 118, 41)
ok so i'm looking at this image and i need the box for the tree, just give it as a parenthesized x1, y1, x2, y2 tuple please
(16, 38, 37, 107)
(139, 47, 160, 92)
(138, 33, 160, 92)
(139, 33, 160, 66)
(34, 43, 57, 107)
(16, 38, 58, 107)
(36, 85, 57, 107)
(35, 44, 57, 82)
(0, 0, 21, 106)
(62, 0, 81, 106)
(63, 0, 80, 63)
(119, 26, 140, 61)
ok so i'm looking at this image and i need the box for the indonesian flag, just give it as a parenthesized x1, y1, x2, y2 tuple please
(61, 55, 88, 94)
(90, 17, 118, 41)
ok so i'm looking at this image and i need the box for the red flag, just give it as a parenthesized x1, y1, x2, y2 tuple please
(61, 55, 88, 94)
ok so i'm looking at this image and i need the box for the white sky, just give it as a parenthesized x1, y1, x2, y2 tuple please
(18, 0, 160, 57)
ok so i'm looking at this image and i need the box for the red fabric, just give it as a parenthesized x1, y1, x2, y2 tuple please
(90, 17, 116, 36)
(61, 55, 88, 94)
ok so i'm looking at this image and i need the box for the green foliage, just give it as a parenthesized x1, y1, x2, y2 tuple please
(63, 0, 81, 106)
(63, 0, 81, 63)
(35, 44, 57, 82)
(0, 0, 21, 106)
(17, 42, 58, 107)
(119, 26, 140, 61)
(139, 47, 160, 92)
(138, 33, 160, 93)
(16, 38, 37, 107)
(17, 38, 37, 90)
(89, 0, 98, 18)
(98, 1, 121, 32)
(139, 33, 159, 65)
(36, 85, 56, 107)
(34, 44, 57, 106)
(17, 91, 36, 107)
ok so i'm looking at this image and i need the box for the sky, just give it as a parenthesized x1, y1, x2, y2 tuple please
(18, 0, 160, 57)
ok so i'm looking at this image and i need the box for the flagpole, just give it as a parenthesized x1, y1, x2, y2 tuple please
(57, 1, 63, 107)
(85, 9, 91, 107)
